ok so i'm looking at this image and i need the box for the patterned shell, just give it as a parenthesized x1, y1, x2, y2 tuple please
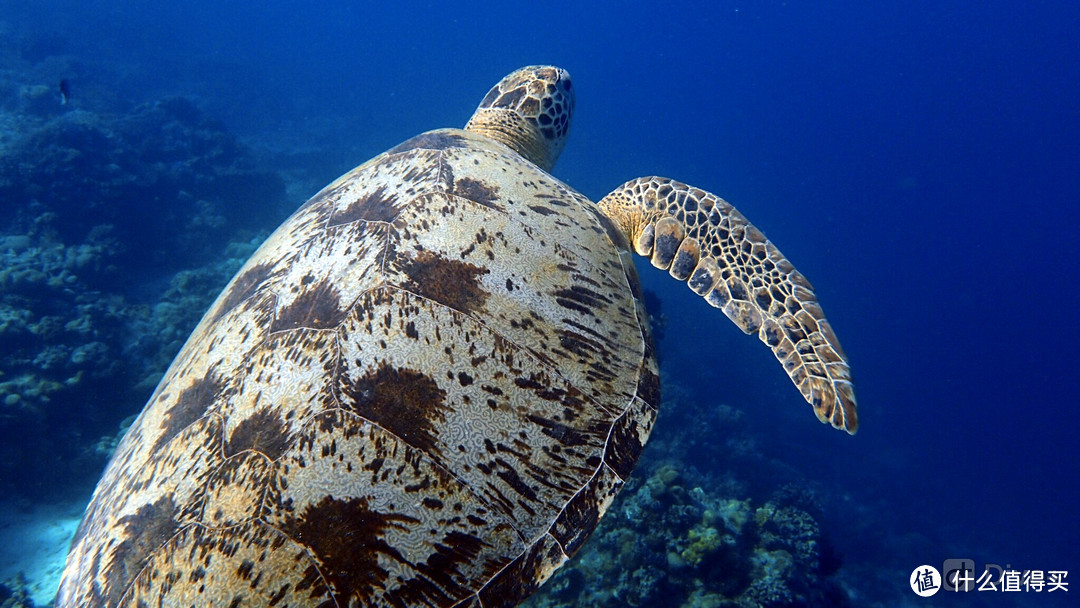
(57, 128, 660, 607)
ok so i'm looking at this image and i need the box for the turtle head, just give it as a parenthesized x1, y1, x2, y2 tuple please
(466, 66, 574, 172)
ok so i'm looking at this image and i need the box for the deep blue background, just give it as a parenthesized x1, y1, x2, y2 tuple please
(5, 0, 1078, 602)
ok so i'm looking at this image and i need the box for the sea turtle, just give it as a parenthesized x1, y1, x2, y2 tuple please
(57, 65, 857, 608)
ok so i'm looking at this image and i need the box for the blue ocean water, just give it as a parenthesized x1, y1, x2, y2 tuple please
(1, 1, 1077, 606)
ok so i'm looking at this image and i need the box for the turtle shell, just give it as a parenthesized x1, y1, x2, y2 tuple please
(57, 128, 660, 608)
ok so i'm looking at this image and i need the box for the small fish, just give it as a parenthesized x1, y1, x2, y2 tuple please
(59, 79, 70, 105)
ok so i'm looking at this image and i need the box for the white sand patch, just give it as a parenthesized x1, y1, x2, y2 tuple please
(0, 499, 85, 606)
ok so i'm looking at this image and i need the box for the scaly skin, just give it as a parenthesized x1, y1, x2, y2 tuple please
(599, 177, 857, 433)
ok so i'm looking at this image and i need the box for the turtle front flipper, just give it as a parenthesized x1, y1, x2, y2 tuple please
(598, 177, 858, 434)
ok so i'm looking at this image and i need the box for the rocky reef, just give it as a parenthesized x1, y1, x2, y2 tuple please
(0, 573, 35, 608)
(0, 44, 285, 498)
(523, 385, 848, 608)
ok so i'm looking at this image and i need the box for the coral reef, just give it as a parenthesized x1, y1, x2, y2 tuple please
(522, 380, 849, 608)
(523, 458, 847, 608)
(0, 573, 36, 608)
(0, 218, 265, 498)
(0, 96, 285, 273)
(0, 52, 285, 498)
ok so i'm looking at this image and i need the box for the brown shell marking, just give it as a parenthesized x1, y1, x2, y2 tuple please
(57, 128, 658, 608)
